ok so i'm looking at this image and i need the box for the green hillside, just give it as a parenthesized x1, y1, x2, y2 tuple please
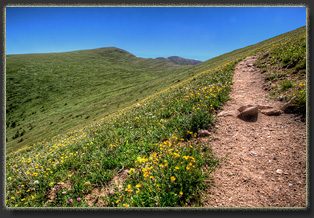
(255, 31, 306, 118)
(6, 26, 306, 207)
(6, 47, 198, 152)
(6, 27, 306, 153)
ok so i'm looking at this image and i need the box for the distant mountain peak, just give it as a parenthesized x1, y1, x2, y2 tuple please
(156, 56, 202, 65)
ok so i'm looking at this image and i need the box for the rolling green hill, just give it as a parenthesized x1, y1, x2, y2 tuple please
(5, 26, 306, 207)
(6, 47, 199, 152)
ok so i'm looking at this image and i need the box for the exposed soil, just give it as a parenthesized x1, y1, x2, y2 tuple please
(203, 56, 307, 207)
(85, 169, 130, 207)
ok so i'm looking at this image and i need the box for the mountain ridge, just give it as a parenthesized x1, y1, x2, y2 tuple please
(156, 56, 202, 65)
(7, 47, 202, 66)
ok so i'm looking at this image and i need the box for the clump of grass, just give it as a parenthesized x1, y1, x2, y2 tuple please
(279, 80, 293, 92)
(266, 71, 286, 82)
(293, 82, 306, 115)
(282, 56, 291, 64)
(261, 68, 267, 73)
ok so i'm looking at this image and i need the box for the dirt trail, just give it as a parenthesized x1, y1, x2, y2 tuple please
(204, 56, 307, 207)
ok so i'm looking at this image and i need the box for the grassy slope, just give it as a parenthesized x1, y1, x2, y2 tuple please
(6, 27, 306, 153)
(5, 26, 306, 207)
(6, 47, 197, 152)
(254, 29, 306, 118)
(6, 58, 238, 208)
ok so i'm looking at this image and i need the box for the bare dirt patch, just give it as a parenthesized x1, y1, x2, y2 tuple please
(84, 169, 130, 207)
(47, 182, 72, 203)
(203, 56, 307, 207)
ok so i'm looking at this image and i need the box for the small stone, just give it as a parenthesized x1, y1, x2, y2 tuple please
(276, 169, 283, 174)
(232, 132, 238, 138)
(288, 183, 293, 187)
(238, 105, 249, 112)
(109, 189, 115, 195)
(256, 105, 273, 110)
(197, 129, 211, 137)
(261, 109, 282, 116)
(238, 106, 258, 121)
(250, 151, 257, 156)
(84, 182, 91, 186)
(278, 95, 286, 100)
(280, 96, 297, 112)
(217, 111, 234, 117)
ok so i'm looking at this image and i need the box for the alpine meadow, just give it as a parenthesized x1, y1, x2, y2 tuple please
(5, 25, 306, 208)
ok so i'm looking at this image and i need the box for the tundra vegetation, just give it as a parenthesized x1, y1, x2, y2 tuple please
(254, 30, 306, 117)
(6, 26, 306, 207)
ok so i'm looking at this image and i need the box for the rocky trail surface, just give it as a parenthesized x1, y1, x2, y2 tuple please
(203, 56, 307, 207)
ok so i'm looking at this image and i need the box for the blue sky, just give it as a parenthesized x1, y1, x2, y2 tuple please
(6, 7, 306, 61)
